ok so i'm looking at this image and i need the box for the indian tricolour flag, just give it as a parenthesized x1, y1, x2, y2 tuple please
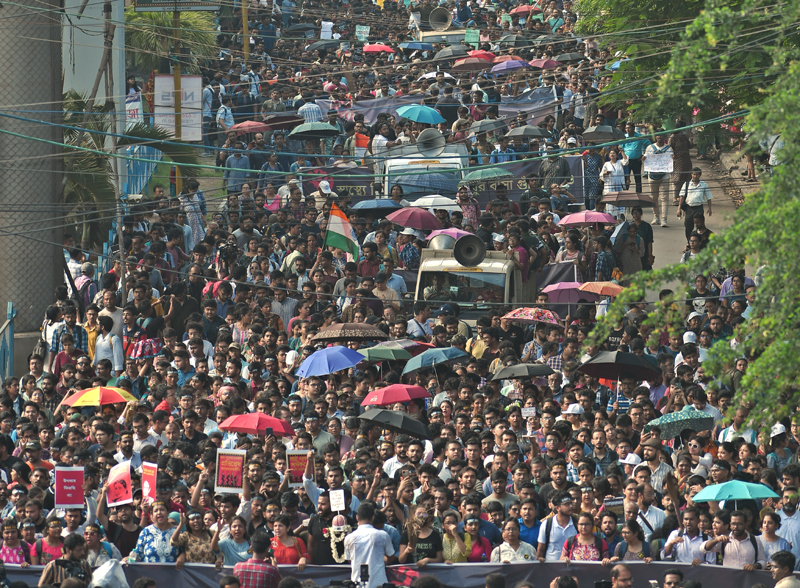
(324, 203, 360, 262)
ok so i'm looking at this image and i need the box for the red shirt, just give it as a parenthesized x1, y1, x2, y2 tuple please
(234, 558, 281, 588)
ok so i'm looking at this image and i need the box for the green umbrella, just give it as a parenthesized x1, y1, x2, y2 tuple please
(463, 167, 515, 182)
(643, 407, 714, 439)
(358, 347, 412, 362)
(288, 122, 341, 140)
(692, 480, 779, 503)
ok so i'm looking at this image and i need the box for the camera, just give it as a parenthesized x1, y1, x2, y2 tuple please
(217, 241, 238, 261)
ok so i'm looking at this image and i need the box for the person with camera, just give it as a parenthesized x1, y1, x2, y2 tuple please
(37, 532, 92, 586)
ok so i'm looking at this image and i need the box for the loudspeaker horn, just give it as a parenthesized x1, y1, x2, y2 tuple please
(429, 7, 452, 31)
(454, 234, 487, 267)
(428, 234, 457, 250)
(417, 128, 447, 158)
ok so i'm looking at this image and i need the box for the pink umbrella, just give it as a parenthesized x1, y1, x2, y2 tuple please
(364, 43, 394, 53)
(501, 307, 563, 325)
(558, 211, 617, 227)
(427, 228, 473, 240)
(386, 208, 443, 231)
(469, 50, 496, 61)
(361, 384, 431, 407)
(493, 55, 525, 63)
(529, 58, 559, 69)
(542, 282, 600, 306)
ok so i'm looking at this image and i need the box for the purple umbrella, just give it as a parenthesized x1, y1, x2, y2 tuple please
(490, 60, 530, 75)
(427, 228, 473, 240)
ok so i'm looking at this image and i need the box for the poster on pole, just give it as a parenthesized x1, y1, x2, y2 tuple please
(465, 29, 480, 49)
(153, 74, 203, 142)
(107, 461, 133, 507)
(126, 93, 144, 129)
(215, 449, 246, 494)
(54, 468, 85, 509)
(286, 450, 311, 488)
(141, 462, 158, 504)
(355, 26, 371, 42)
(643, 152, 674, 174)
(329, 489, 345, 512)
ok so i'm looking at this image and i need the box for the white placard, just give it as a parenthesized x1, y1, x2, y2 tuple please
(643, 152, 674, 174)
(330, 488, 346, 512)
(321, 21, 333, 40)
(355, 25, 370, 42)
(153, 74, 203, 142)
(522, 407, 537, 418)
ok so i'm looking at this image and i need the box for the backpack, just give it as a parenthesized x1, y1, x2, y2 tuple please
(721, 533, 759, 564)
(100, 541, 114, 559)
(618, 539, 650, 559)
(565, 535, 605, 560)
(544, 515, 579, 550)
(668, 529, 708, 561)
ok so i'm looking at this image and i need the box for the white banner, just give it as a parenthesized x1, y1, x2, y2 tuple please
(355, 25, 370, 41)
(125, 92, 144, 129)
(643, 152, 674, 173)
(153, 74, 203, 142)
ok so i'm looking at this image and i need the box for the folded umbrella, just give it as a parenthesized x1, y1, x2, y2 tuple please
(359, 408, 431, 439)
(296, 346, 365, 377)
(387, 207, 443, 231)
(360, 384, 431, 407)
(402, 347, 468, 374)
(577, 350, 661, 381)
(492, 363, 554, 381)
(643, 408, 715, 440)
(219, 413, 294, 437)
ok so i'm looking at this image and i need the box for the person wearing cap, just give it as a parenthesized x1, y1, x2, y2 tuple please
(310, 180, 340, 211)
(640, 437, 673, 495)
(372, 272, 401, 313)
(73, 262, 98, 310)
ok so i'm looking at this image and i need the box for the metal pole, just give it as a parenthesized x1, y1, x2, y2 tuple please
(243, 0, 250, 63)
(173, 9, 183, 196)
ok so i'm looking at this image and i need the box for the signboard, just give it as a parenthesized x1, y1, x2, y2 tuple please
(153, 74, 203, 142)
(142, 462, 158, 504)
(215, 449, 246, 494)
(522, 407, 537, 418)
(286, 450, 310, 488)
(465, 29, 480, 49)
(126, 93, 144, 129)
(321, 21, 333, 40)
(643, 152, 674, 174)
(135, 0, 220, 11)
(107, 461, 133, 507)
(355, 25, 371, 42)
(54, 468, 85, 509)
(329, 488, 346, 512)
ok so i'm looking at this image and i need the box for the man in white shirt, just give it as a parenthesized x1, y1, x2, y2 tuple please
(702, 510, 765, 570)
(344, 502, 395, 588)
(663, 507, 715, 564)
(636, 483, 665, 542)
(93, 316, 123, 376)
(718, 407, 758, 444)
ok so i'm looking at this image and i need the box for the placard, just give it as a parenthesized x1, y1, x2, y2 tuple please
(465, 29, 480, 49)
(521, 407, 537, 418)
(501, 14, 512, 23)
(321, 21, 333, 40)
(107, 461, 133, 507)
(215, 449, 246, 494)
(286, 450, 310, 488)
(126, 93, 144, 129)
(329, 488, 346, 512)
(643, 152, 674, 174)
(55, 468, 85, 509)
(355, 25, 371, 42)
(141, 462, 158, 504)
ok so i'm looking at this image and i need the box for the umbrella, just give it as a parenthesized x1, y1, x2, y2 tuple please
(435, 46, 469, 60)
(492, 55, 526, 63)
(64, 386, 137, 407)
(364, 43, 394, 53)
(288, 23, 317, 31)
(600, 191, 656, 208)
(609, 58, 631, 70)
(295, 346, 365, 377)
(396, 104, 446, 125)
(351, 199, 404, 212)
(543, 282, 599, 304)
(469, 49, 496, 61)
(452, 57, 492, 73)
(427, 227, 473, 240)
(491, 363, 555, 381)
(691, 480, 779, 503)
(534, 34, 561, 45)
(418, 71, 456, 80)
(499, 34, 527, 47)
(464, 167, 515, 182)
(576, 350, 661, 381)
(312, 323, 389, 343)
(554, 52, 585, 62)
(359, 408, 430, 439)
(261, 114, 305, 131)
(491, 60, 530, 75)
(501, 307, 563, 325)
(642, 408, 715, 440)
(413, 195, 460, 212)
(506, 125, 550, 139)
(529, 58, 559, 69)
(559, 211, 617, 227)
(230, 120, 271, 134)
(469, 118, 508, 135)
(374, 339, 435, 357)
(360, 384, 431, 407)
(288, 122, 341, 140)
(510, 4, 533, 14)
(358, 347, 413, 362)
(402, 347, 469, 374)
(582, 125, 626, 142)
(129, 338, 163, 359)
(219, 413, 294, 437)
(393, 173, 459, 195)
(578, 281, 625, 297)
(307, 40, 341, 52)
(387, 208, 443, 231)
(399, 42, 434, 51)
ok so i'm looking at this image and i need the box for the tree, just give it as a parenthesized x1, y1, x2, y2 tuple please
(587, 0, 800, 429)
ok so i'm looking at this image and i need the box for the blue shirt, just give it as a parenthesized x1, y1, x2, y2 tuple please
(622, 132, 646, 159)
(519, 519, 541, 547)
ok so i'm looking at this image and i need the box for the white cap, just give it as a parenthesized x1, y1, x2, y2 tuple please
(687, 311, 703, 322)
(318, 180, 332, 193)
(771, 423, 787, 438)
(286, 350, 299, 366)
(483, 454, 495, 468)
(567, 137, 577, 144)
(683, 331, 697, 343)
(619, 453, 642, 466)
(493, 233, 505, 243)
(400, 227, 417, 236)
(562, 403, 584, 415)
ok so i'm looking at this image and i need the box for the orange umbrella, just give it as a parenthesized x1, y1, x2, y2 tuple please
(578, 282, 624, 297)
(63, 386, 137, 407)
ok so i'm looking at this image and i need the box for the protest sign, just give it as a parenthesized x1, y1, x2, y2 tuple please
(355, 25, 370, 41)
(329, 489, 346, 512)
(521, 407, 537, 418)
(55, 468, 85, 509)
(643, 152, 674, 173)
(286, 450, 310, 488)
(141, 462, 158, 504)
(107, 461, 133, 507)
(215, 449, 246, 494)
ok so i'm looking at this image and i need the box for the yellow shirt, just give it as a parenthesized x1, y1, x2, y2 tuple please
(83, 321, 99, 361)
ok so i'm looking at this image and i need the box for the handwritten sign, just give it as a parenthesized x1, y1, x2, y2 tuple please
(142, 462, 158, 504)
(286, 450, 310, 488)
(330, 488, 346, 512)
(215, 449, 246, 494)
(55, 468, 85, 509)
(355, 25, 370, 42)
(522, 407, 537, 418)
(643, 152, 674, 174)
(107, 461, 133, 507)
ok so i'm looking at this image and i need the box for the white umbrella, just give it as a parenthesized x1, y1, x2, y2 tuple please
(418, 71, 456, 80)
(412, 195, 460, 211)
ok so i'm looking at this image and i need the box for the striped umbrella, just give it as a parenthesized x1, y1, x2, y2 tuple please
(64, 386, 138, 407)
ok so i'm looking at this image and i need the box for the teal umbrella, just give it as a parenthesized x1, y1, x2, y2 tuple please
(692, 481, 779, 503)
(396, 104, 446, 125)
(358, 347, 413, 362)
(402, 347, 468, 375)
(642, 407, 714, 439)
(463, 167, 515, 182)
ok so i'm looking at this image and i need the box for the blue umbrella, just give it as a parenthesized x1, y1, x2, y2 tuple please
(399, 42, 434, 51)
(351, 199, 404, 211)
(296, 346, 365, 378)
(393, 173, 460, 195)
(396, 104, 446, 125)
(402, 347, 469, 375)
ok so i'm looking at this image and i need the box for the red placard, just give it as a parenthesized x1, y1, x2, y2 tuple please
(286, 450, 310, 488)
(215, 449, 246, 494)
(141, 462, 158, 504)
(107, 461, 133, 507)
(54, 468, 85, 509)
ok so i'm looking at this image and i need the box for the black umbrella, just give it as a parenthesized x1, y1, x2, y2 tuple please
(576, 351, 661, 381)
(506, 125, 550, 139)
(535, 34, 561, 45)
(492, 363, 554, 381)
(307, 40, 341, 52)
(554, 52, 585, 62)
(435, 46, 469, 61)
(358, 408, 431, 439)
(469, 118, 508, 135)
(288, 23, 318, 32)
(582, 125, 626, 142)
(499, 34, 528, 48)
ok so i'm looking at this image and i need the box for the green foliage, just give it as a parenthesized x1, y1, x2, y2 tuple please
(587, 0, 800, 429)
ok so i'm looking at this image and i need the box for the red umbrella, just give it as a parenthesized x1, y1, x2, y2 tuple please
(452, 57, 492, 72)
(493, 55, 525, 63)
(364, 43, 394, 53)
(529, 58, 559, 69)
(386, 208, 443, 231)
(510, 5, 533, 14)
(230, 120, 271, 134)
(219, 413, 294, 437)
(468, 49, 496, 61)
(361, 384, 431, 407)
